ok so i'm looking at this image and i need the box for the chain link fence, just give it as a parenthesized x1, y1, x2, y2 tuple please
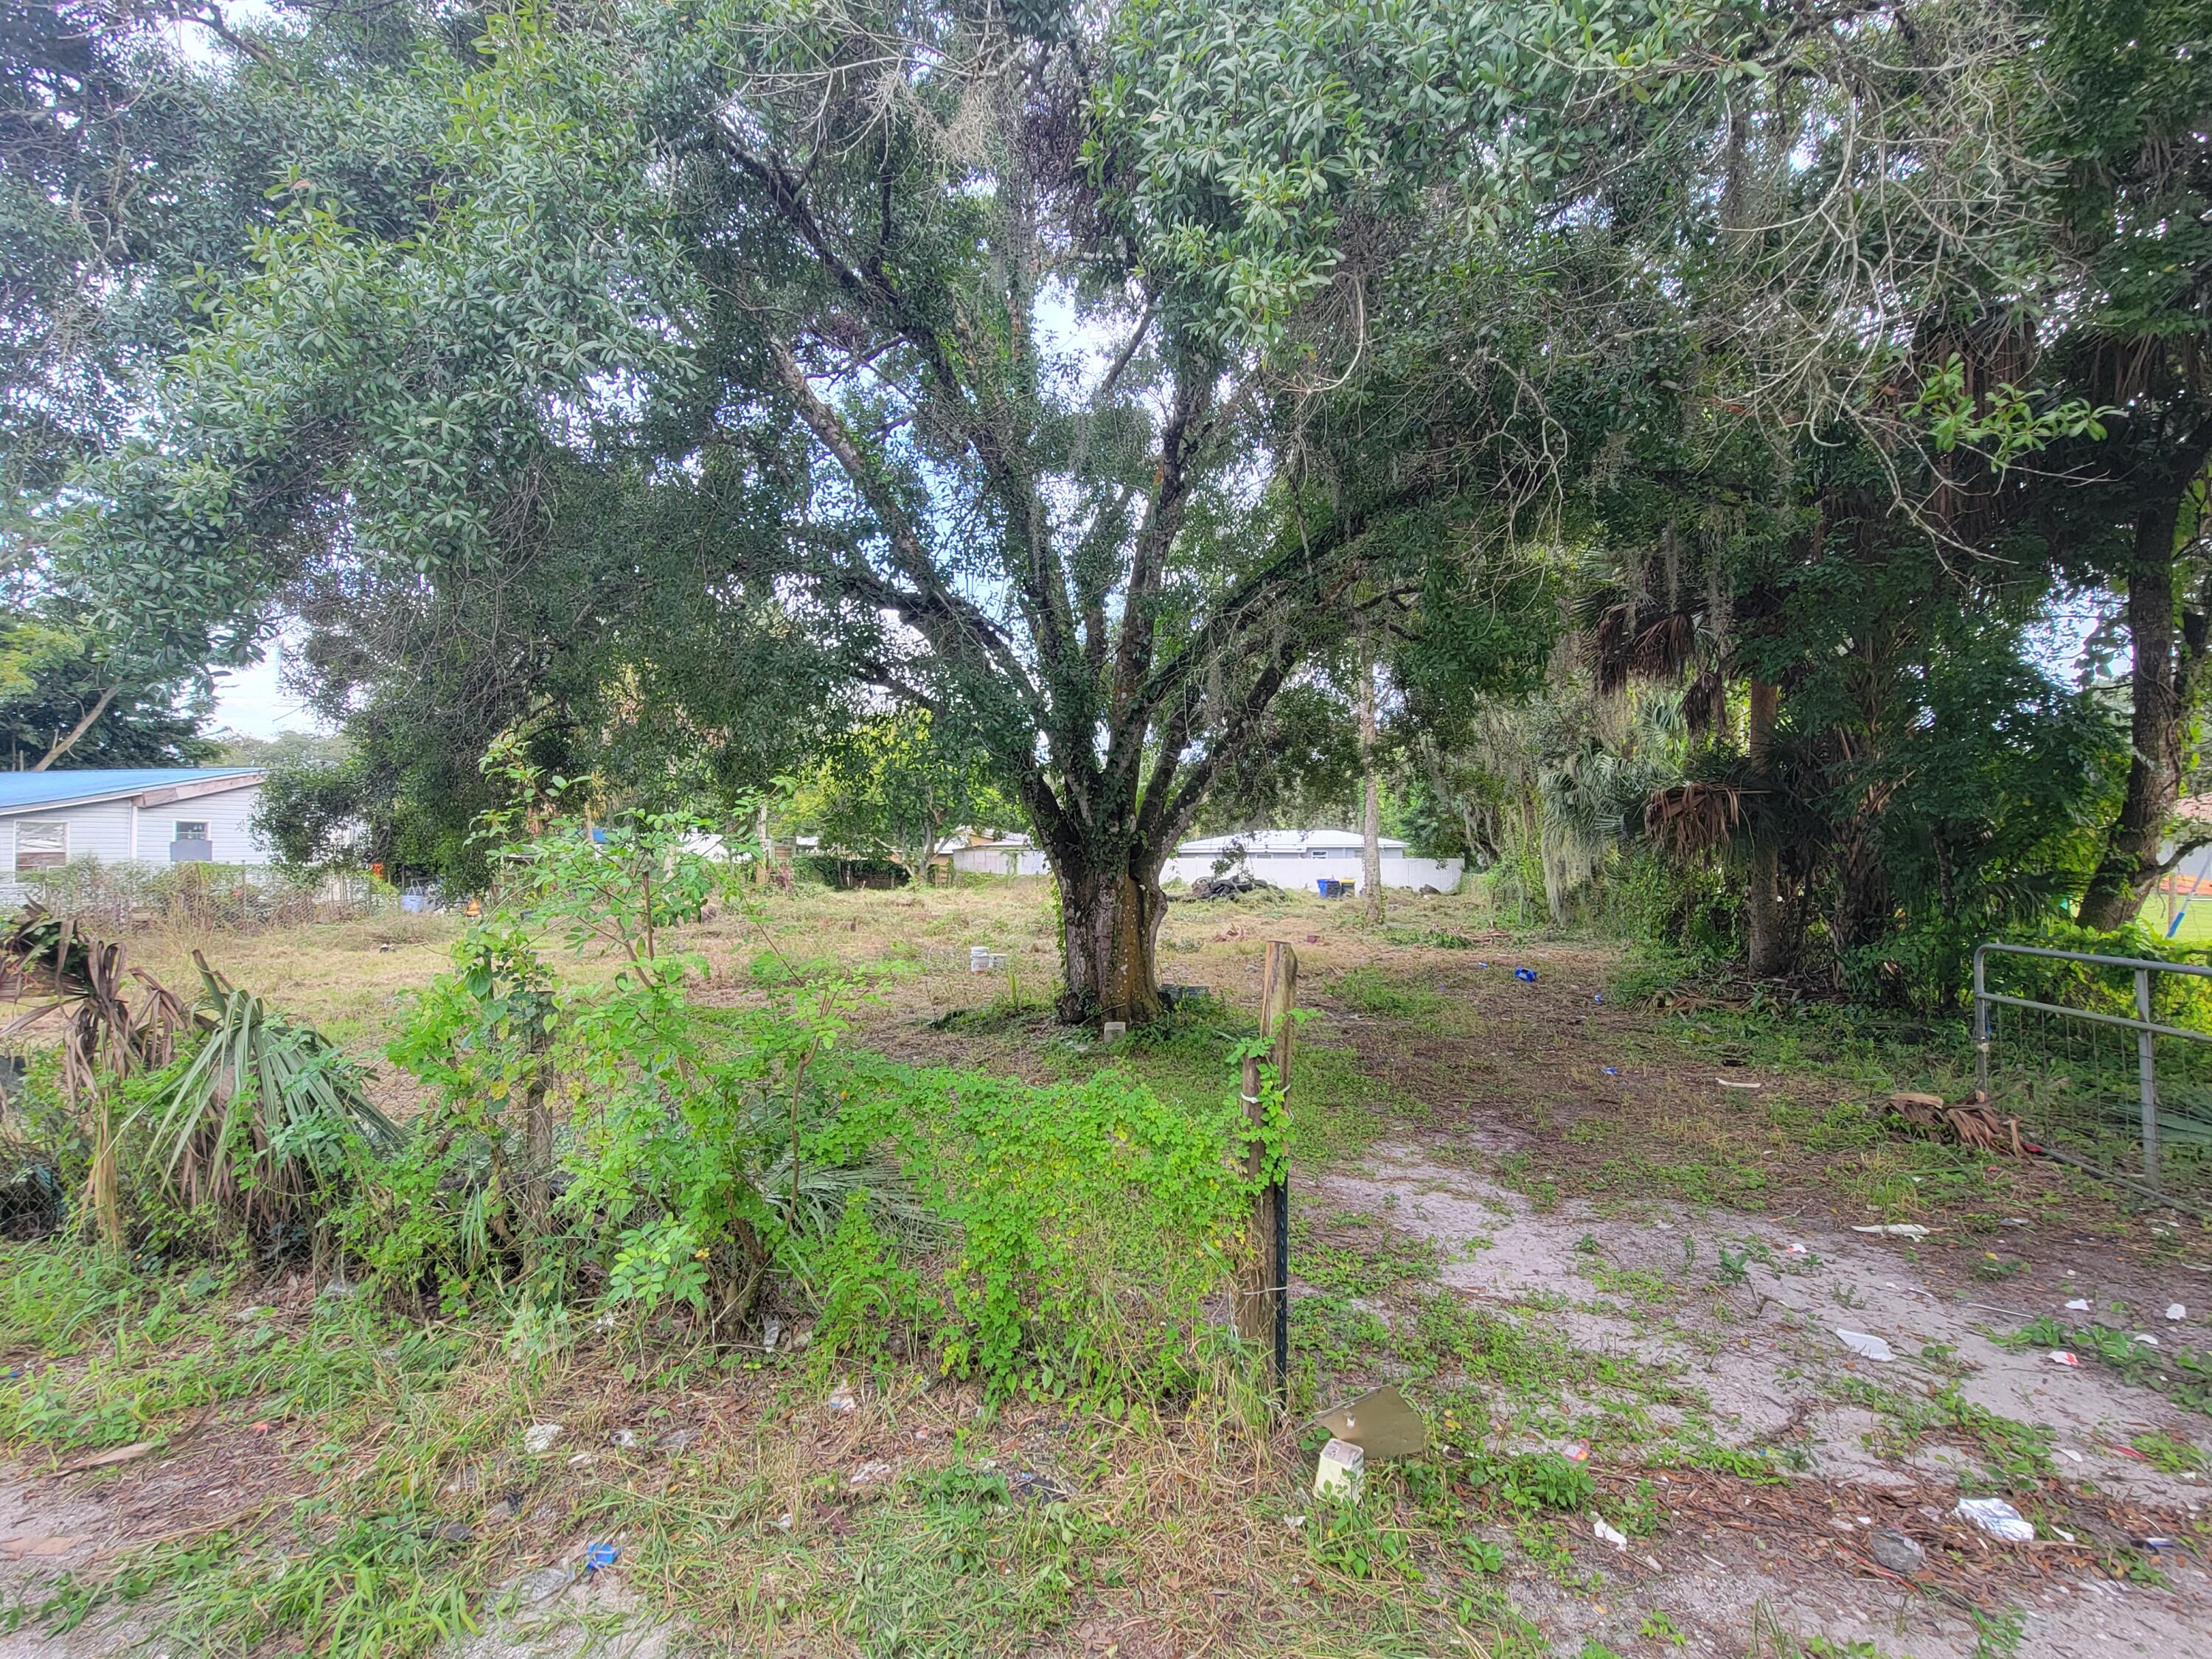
(0, 863, 403, 934)
(0, 1060, 72, 1239)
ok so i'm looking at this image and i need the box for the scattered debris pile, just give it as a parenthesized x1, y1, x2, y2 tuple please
(1886, 1090, 2028, 1156)
(1188, 869, 1274, 900)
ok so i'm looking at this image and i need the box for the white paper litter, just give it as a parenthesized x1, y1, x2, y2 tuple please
(1836, 1329, 1895, 1362)
(1955, 1498, 2035, 1543)
(1716, 1077, 1761, 1090)
(1593, 1518, 1628, 1548)
(1852, 1224, 1930, 1239)
(2135, 1334, 2160, 1346)
(2168, 1304, 2188, 1321)
(2065, 1298, 2091, 1311)
(2048, 1350, 2080, 1367)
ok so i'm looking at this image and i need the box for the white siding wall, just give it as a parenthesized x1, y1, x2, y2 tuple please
(947, 846, 1051, 877)
(1160, 850, 1463, 892)
(139, 784, 268, 865)
(0, 783, 270, 872)
(0, 799, 136, 873)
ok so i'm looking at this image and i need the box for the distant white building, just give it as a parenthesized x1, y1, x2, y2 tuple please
(939, 830, 1050, 879)
(0, 768, 271, 877)
(1163, 829, 1462, 894)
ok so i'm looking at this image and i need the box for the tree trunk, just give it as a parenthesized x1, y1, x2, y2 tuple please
(1358, 636, 1383, 926)
(1055, 855, 1168, 1026)
(522, 1006, 554, 1248)
(2081, 488, 2190, 932)
(754, 798, 771, 887)
(1745, 678, 1787, 978)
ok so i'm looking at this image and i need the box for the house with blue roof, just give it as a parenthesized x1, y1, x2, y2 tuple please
(0, 768, 271, 877)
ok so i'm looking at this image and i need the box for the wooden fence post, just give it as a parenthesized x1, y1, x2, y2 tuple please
(1236, 941, 1297, 1393)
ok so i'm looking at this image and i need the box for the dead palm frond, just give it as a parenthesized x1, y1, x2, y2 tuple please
(1592, 602, 1701, 697)
(1644, 782, 1750, 858)
(0, 905, 192, 1247)
(1886, 1091, 2026, 1156)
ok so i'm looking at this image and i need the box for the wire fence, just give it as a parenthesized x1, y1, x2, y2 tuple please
(1975, 943, 2212, 1206)
(0, 1059, 72, 1239)
(0, 863, 406, 934)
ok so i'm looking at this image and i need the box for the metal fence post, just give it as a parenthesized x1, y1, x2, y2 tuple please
(1973, 946, 1989, 1099)
(2138, 967, 2160, 1186)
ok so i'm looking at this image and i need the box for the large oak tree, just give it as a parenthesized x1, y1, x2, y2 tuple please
(55, 0, 1742, 1020)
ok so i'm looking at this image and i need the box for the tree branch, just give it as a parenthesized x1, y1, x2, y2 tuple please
(34, 682, 119, 771)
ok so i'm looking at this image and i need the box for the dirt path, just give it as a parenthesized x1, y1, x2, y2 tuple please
(1273, 938, 2212, 1657)
(1297, 1139, 2205, 1655)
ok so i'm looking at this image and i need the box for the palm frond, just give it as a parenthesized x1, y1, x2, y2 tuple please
(1644, 782, 1750, 858)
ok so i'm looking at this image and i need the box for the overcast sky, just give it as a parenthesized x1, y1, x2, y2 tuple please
(207, 643, 327, 739)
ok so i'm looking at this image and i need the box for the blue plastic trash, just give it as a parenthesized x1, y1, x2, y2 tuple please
(1602, 1067, 1620, 1077)
(583, 1543, 620, 1574)
(1514, 967, 1537, 982)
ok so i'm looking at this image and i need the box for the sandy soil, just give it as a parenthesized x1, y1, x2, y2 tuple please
(1309, 1141, 2212, 1655)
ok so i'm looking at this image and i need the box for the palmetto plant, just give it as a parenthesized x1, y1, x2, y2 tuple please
(135, 953, 403, 1236)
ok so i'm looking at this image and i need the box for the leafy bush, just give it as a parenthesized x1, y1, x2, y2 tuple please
(0, 1056, 86, 1240)
(356, 745, 1271, 1401)
(1481, 1450, 1596, 1513)
(1968, 917, 2212, 1032)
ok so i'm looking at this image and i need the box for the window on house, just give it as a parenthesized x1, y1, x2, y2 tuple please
(15, 821, 67, 871)
(174, 821, 210, 842)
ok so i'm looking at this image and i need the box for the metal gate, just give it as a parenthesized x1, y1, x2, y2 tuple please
(1973, 942, 2212, 1200)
